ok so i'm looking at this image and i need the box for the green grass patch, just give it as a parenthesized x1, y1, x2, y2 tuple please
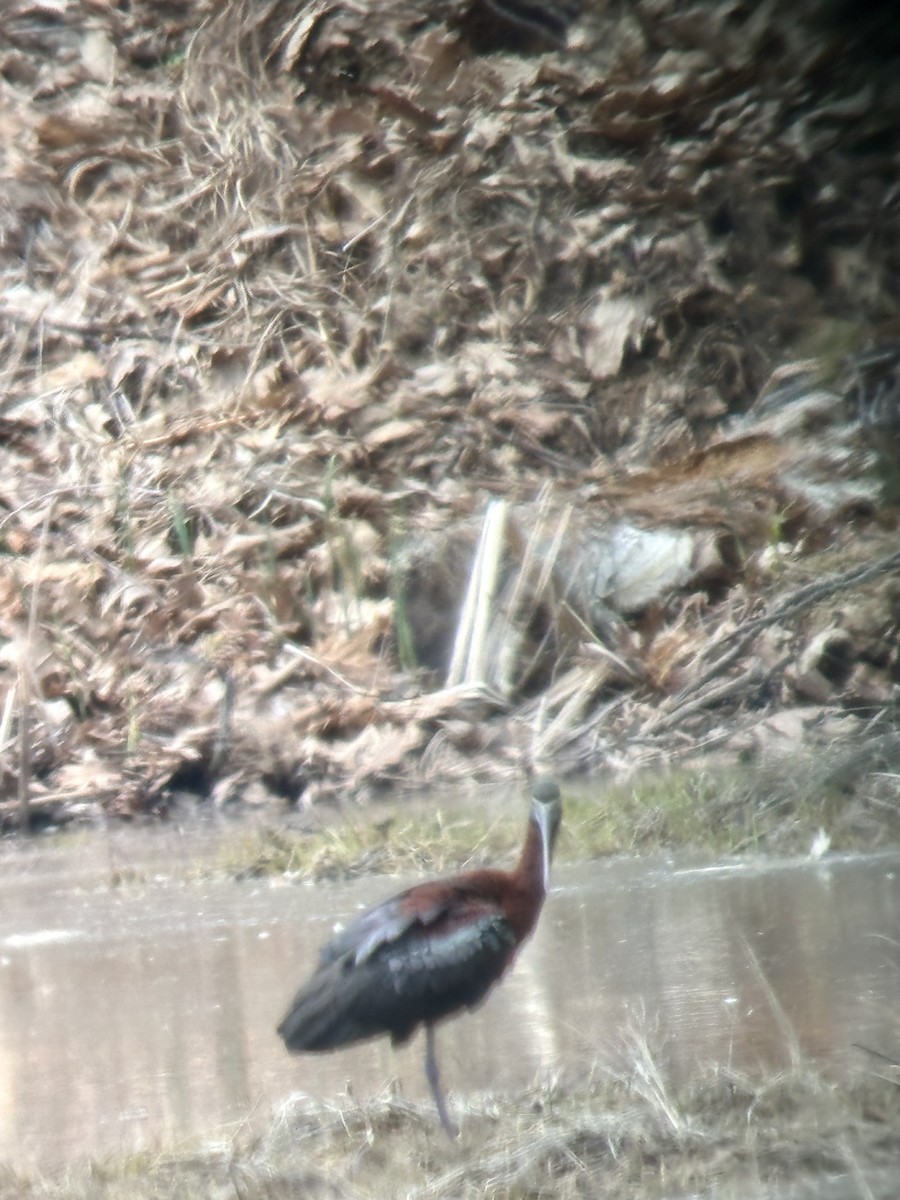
(215, 768, 780, 883)
(213, 742, 900, 885)
(218, 809, 524, 882)
(561, 771, 728, 856)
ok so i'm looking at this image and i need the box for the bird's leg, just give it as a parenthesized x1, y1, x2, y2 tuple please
(424, 1024, 458, 1139)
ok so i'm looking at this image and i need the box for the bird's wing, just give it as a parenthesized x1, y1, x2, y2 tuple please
(380, 911, 518, 1017)
(279, 909, 517, 1051)
(318, 890, 447, 967)
(340, 887, 523, 1009)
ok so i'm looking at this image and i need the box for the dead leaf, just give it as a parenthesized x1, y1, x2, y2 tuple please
(580, 294, 649, 380)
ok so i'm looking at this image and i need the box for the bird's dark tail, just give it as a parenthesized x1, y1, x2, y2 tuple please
(278, 964, 348, 1051)
(277, 959, 397, 1051)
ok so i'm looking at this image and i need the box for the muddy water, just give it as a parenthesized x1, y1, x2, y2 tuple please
(1, 829, 898, 1169)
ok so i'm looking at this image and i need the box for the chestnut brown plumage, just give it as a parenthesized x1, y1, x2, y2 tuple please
(277, 776, 562, 1137)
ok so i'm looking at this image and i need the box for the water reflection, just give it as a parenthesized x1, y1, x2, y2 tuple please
(1, 835, 898, 1169)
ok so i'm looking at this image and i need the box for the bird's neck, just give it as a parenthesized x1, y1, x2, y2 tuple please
(507, 816, 547, 930)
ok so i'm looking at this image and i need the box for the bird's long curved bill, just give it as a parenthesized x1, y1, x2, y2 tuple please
(535, 804, 554, 891)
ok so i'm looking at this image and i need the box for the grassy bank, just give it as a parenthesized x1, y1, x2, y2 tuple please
(5, 1064, 899, 1199)
(217, 751, 900, 884)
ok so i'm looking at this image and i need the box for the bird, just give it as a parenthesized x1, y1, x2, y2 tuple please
(277, 775, 563, 1138)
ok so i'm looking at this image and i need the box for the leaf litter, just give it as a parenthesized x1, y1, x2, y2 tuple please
(0, 0, 898, 833)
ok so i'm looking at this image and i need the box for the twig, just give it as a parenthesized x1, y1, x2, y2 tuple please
(16, 676, 30, 833)
(281, 643, 380, 697)
(210, 667, 235, 774)
(740, 934, 803, 1072)
(853, 1042, 900, 1071)
(641, 662, 768, 735)
(18, 504, 55, 831)
(658, 546, 900, 716)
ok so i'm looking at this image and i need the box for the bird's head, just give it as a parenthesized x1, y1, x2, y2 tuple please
(530, 776, 562, 891)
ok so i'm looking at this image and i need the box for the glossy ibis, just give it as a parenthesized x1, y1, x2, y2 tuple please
(277, 776, 562, 1137)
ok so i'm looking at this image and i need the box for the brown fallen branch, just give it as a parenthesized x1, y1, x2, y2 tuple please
(641, 662, 770, 736)
(649, 545, 900, 724)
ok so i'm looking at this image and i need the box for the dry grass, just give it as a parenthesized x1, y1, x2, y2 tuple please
(5, 1061, 899, 1200)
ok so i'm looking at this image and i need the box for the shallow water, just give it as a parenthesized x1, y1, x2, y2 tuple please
(1, 825, 898, 1169)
